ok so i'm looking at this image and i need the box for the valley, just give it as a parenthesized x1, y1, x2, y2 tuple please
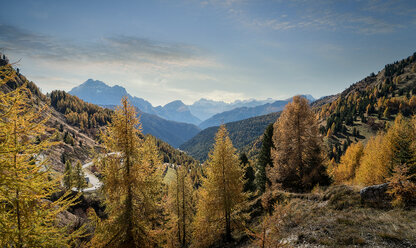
(1, 1, 416, 246)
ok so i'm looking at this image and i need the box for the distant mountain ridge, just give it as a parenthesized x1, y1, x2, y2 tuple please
(154, 100, 201, 125)
(188, 98, 276, 120)
(198, 95, 315, 129)
(69, 80, 316, 129)
(69, 79, 157, 114)
(69, 79, 201, 125)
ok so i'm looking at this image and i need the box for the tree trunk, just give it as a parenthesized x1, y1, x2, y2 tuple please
(182, 173, 186, 247)
(14, 120, 23, 248)
(176, 169, 181, 245)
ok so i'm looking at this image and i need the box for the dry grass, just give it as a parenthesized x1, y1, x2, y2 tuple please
(248, 185, 416, 247)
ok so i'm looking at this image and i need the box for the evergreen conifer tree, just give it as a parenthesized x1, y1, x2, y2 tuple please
(255, 123, 274, 194)
(63, 160, 73, 190)
(74, 160, 86, 192)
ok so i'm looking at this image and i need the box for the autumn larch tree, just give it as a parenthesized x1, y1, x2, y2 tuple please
(355, 134, 389, 185)
(384, 114, 416, 173)
(269, 96, 329, 192)
(89, 96, 163, 248)
(192, 125, 247, 247)
(355, 114, 416, 186)
(166, 164, 195, 248)
(0, 62, 84, 247)
(333, 142, 364, 184)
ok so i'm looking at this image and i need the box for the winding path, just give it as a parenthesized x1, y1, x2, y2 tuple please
(81, 161, 103, 192)
(75, 152, 120, 192)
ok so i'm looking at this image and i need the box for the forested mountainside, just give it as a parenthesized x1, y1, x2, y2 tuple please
(1, 64, 99, 172)
(1, 61, 198, 168)
(180, 112, 280, 161)
(182, 53, 416, 164)
(198, 100, 288, 129)
(313, 52, 416, 162)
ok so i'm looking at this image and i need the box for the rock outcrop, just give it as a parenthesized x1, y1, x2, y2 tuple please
(360, 183, 391, 208)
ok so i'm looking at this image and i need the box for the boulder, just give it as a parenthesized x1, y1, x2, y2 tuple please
(360, 183, 391, 208)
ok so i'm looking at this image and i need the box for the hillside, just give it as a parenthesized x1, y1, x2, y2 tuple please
(242, 185, 416, 247)
(312, 52, 416, 162)
(2, 60, 198, 169)
(180, 112, 280, 161)
(1, 65, 100, 173)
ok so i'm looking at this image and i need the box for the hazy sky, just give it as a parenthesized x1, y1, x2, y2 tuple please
(1, 0, 415, 106)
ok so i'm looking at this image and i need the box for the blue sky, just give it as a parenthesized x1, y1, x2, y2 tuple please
(0, 0, 415, 105)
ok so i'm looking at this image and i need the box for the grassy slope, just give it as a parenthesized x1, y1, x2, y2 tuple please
(242, 185, 416, 247)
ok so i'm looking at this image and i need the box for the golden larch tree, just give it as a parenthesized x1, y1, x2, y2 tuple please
(89, 96, 163, 248)
(333, 142, 364, 184)
(166, 164, 195, 248)
(355, 114, 416, 186)
(192, 125, 247, 247)
(355, 134, 390, 185)
(269, 96, 328, 192)
(0, 62, 84, 247)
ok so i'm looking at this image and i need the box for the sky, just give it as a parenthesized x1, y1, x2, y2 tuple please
(0, 0, 415, 106)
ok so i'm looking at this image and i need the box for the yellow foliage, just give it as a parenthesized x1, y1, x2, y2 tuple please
(333, 142, 364, 184)
(270, 96, 327, 192)
(387, 164, 416, 208)
(355, 135, 389, 186)
(0, 64, 85, 247)
(192, 125, 247, 247)
(166, 165, 195, 248)
(90, 97, 163, 248)
(355, 115, 416, 186)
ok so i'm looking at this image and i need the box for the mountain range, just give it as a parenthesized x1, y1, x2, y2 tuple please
(188, 98, 276, 121)
(69, 79, 315, 130)
(69, 79, 292, 126)
(69, 79, 201, 125)
(198, 95, 314, 129)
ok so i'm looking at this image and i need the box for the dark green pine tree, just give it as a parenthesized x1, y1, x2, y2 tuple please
(239, 153, 255, 193)
(255, 123, 274, 194)
(63, 160, 73, 190)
